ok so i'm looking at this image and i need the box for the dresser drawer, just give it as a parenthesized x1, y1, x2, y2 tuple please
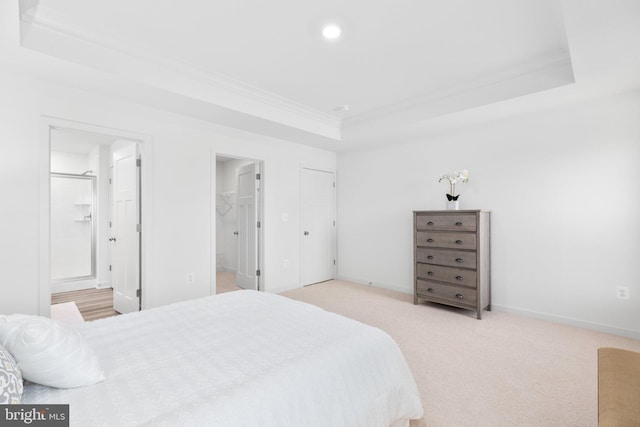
(417, 263, 477, 287)
(416, 231, 477, 250)
(416, 213, 477, 231)
(416, 248, 477, 269)
(416, 280, 477, 306)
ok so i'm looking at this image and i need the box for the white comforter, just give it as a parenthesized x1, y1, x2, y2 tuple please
(24, 291, 423, 426)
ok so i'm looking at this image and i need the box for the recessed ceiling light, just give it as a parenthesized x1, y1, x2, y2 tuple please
(322, 24, 342, 40)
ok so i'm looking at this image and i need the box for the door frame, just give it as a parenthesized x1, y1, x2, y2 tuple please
(299, 165, 337, 287)
(38, 116, 153, 317)
(210, 152, 264, 294)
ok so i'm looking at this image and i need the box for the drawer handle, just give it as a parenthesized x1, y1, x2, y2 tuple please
(427, 288, 435, 293)
(455, 258, 463, 263)
(455, 240, 463, 245)
(455, 276, 464, 281)
(427, 271, 434, 276)
(427, 255, 434, 260)
(427, 221, 434, 226)
(427, 238, 434, 243)
(455, 221, 463, 226)
(456, 293, 464, 299)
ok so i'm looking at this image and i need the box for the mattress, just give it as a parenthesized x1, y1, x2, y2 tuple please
(24, 290, 423, 426)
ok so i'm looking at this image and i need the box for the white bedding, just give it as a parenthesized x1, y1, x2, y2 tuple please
(24, 291, 423, 426)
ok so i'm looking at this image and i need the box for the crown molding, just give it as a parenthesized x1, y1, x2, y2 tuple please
(20, 4, 342, 138)
(342, 51, 575, 130)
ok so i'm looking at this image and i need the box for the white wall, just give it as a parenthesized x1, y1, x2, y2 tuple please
(94, 144, 111, 288)
(0, 69, 336, 315)
(50, 151, 90, 174)
(338, 90, 640, 338)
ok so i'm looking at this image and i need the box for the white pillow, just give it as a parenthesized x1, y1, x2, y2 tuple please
(0, 314, 105, 389)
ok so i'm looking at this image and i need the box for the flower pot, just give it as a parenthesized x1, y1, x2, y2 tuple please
(445, 194, 460, 210)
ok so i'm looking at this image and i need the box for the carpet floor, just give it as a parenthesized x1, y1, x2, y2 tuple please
(282, 280, 640, 427)
(216, 271, 243, 294)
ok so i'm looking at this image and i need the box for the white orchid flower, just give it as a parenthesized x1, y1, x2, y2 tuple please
(439, 170, 469, 195)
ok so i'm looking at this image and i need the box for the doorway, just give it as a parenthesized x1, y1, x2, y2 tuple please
(300, 167, 336, 286)
(41, 119, 150, 318)
(214, 155, 262, 294)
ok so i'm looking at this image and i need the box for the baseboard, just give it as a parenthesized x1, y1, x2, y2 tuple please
(336, 275, 413, 295)
(492, 304, 640, 340)
(270, 283, 301, 294)
(336, 276, 640, 340)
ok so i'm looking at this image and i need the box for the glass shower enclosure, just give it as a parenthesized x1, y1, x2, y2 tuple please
(50, 173, 97, 284)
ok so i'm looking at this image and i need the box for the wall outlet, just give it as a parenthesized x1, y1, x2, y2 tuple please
(616, 286, 630, 300)
(186, 273, 195, 285)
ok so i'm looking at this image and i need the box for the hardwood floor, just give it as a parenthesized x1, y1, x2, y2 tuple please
(52, 274, 240, 322)
(52, 288, 119, 322)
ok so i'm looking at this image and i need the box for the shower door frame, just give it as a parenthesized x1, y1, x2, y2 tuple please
(50, 172, 97, 284)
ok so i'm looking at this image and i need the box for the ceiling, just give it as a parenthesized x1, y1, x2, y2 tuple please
(9, 0, 640, 149)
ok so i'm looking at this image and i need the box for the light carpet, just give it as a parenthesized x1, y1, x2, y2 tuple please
(282, 280, 640, 427)
(216, 271, 243, 294)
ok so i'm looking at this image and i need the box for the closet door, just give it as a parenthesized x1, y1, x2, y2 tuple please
(300, 168, 335, 286)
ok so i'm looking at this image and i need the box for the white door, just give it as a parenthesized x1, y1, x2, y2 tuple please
(235, 163, 259, 290)
(301, 168, 335, 286)
(111, 143, 140, 313)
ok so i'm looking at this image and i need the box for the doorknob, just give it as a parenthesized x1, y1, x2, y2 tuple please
(304, 231, 310, 235)
(109, 237, 116, 242)
(233, 231, 239, 235)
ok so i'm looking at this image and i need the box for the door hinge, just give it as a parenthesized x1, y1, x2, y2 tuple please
(109, 221, 112, 228)
(136, 224, 142, 232)
(256, 269, 261, 277)
(136, 158, 141, 167)
(333, 220, 335, 226)
(256, 173, 261, 180)
(257, 221, 261, 228)
(333, 182, 336, 188)
(333, 259, 336, 265)
(136, 289, 141, 298)
(109, 265, 112, 271)
(109, 178, 112, 184)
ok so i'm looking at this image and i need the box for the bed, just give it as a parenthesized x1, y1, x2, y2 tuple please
(14, 290, 423, 426)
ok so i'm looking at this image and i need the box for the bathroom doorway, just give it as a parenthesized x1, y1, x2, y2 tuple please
(47, 126, 144, 319)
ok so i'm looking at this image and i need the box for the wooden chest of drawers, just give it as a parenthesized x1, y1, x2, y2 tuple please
(413, 210, 491, 319)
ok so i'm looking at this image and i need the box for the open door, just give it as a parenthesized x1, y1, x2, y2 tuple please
(111, 143, 141, 313)
(235, 162, 260, 290)
(301, 168, 335, 286)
